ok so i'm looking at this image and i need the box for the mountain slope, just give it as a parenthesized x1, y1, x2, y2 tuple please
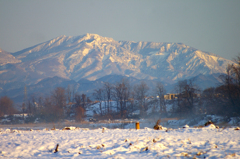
(3, 33, 232, 86)
(0, 48, 21, 66)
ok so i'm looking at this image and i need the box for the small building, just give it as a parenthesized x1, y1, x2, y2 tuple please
(164, 93, 178, 100)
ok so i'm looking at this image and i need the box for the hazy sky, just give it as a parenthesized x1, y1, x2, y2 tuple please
(0, 0, 240, 60)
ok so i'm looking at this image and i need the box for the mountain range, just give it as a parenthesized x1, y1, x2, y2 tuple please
(0, 33, 235, 103)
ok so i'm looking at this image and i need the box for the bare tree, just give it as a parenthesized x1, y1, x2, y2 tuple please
(75, 106, 85, 121)
(113, 79, 131, 118)
(0, 96, 16, 116)
(66, 85, 75, 103)
(174, 79, 200, 116)
(134, 81, 149, 115)
(93, 88, 104, 115)
(81, 94, 87, 109)
(103, 82, 113, 114)
(154, 82, 166, 113)
(201, 87, 217, 115)
(50, 87, 67, 119)
(51, 87, 67, 109)
(74, 93, 91, 120)
(129, 90, 137, 114)
(42, 96, 60, 122)
(26, 95, 38, 115)
(74, 93, 82, 108)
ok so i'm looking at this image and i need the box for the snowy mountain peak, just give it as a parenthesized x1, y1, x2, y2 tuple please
(79, 33, 116, 44)
(0, 33, 235, 86)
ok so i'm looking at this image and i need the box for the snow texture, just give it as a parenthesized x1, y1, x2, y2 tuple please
(0, 125, 240, 158)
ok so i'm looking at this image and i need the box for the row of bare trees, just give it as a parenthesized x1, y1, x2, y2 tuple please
(93, 79, 167, 119)
(24, 86, 91, 122)
(93, 79, 133, 118)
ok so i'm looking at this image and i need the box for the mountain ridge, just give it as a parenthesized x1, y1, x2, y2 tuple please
(0, 33, 235, 104)
(6, 33, 233, 83)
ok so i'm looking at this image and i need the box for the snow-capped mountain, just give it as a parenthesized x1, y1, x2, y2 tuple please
(1, 33, 233, 86)
(0, 33, 236, 103)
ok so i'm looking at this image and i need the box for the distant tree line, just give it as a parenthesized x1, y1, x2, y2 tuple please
(93, 79, 152, 119)
(23, 86, 92, 122)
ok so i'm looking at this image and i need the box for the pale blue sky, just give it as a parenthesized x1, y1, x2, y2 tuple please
(0, 0, 240, 60)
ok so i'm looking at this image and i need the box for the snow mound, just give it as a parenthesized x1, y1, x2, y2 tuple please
(204, 124, 217, 129)
(62, 126, 77, 130)
(183, 125, 189, 128)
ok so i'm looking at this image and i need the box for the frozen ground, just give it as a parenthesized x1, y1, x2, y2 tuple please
(1, 124, 240, 158)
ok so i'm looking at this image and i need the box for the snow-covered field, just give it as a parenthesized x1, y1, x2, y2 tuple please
(1, 124, 240, 158)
